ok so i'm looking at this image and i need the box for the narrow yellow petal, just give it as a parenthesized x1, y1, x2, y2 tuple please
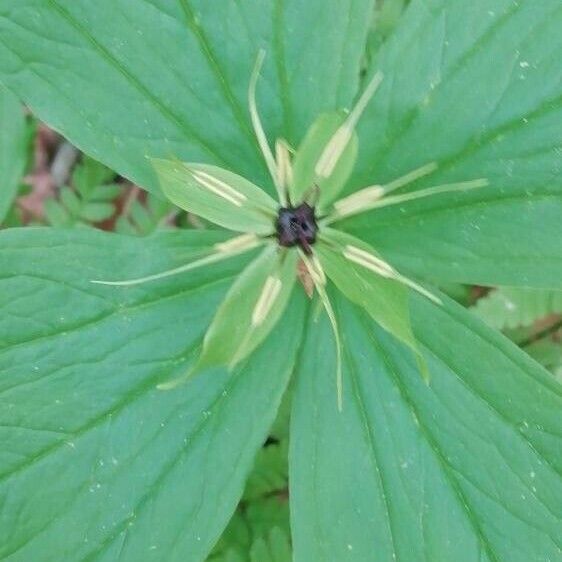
(300, 251, 326, 286)
(343, 244, 442, 305)
(371, 178, 489, 210)
(381, 162, 438, 195)
(92, 235, 263, 287)
(300, 250, 343, 411)
(249, 50, 283, 200)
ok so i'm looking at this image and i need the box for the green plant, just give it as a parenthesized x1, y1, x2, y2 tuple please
(473, 287, 562, 331)
(1, 1, 562, 561)
(115, 191, 174, 236)
(473, 287, 562, 379)
(0, 85, 33, 225)
(44, 156, 119, 227)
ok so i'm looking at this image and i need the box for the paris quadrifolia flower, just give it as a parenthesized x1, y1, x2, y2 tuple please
(92, 50, 488, 410)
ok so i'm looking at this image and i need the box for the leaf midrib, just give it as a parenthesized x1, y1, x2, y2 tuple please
(0, 343, 202, 559)
(177, 0, 264, 160)
(363, 0, 522, 175)
(345, 341, 400, 561)
(357, 310, 501, 562)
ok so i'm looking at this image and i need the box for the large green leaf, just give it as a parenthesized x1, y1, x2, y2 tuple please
(344, 0, 562, 288)
(290, 292, 562, 561)
(0, 227, 304, 562)
(0, 0, 374, 196)
(0, 86, 27, 223)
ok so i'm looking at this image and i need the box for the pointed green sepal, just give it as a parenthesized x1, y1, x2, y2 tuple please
(316, 228, 430, 381)
(291, 112, 358, 210)
(195, 245, 298, 373)
(151, 158, 278, 234)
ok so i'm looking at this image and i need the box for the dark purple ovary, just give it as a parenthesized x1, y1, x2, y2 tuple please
(276, 203, 318, 255)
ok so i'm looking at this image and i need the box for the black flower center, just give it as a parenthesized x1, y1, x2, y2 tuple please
(276, 203, 318, 255)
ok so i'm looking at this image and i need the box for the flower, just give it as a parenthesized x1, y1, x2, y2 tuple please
(93, 51, 487, 409)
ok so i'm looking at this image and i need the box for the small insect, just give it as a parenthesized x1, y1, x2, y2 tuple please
(92, 50, 488, 410)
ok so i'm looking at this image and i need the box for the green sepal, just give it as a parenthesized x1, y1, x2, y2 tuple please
(195, 245, 298, 372)
(151, 158, 278, 234)
(316, 228, 428, 381)
(291, 112, 358, 210)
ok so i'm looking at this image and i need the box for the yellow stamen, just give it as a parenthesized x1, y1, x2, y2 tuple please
(275, 139, 293, 204)
(343, 245, 395, 277)
(249, 50, 283, 200)
(315, 72, 383, 179)
(343, 245, 442, 305)
(214, 233, 260, 254)
(333, 185, 384, 217)
(252, 275, 282, 326)
(382, 162, 438, 195)
(371, 178, 489, 210)
(191, 170, 247, 207)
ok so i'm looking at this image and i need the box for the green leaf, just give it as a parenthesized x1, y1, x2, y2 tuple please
(366, 0, 408, 55)
(211, 550, 247, 562)
(243, 441, 288, 502)
(89, 183, 122, 201)
(472, 288, 562, 331)
(59, 186, 82, 215)
(344, 0, 562, 289)
(315, 228, 422, 364)
(79, 201, 115, 223)
(73, 156, 115, 196)
(245, 497, 290, 540)
(0, 227, 304, 562)
(209, 512, 252, 561)
(152, 159, 278, 234)
(291, 112, 358, 208)
(116, 194, 173, 237)
(0, 0, 374, 196)
(269, 386, 293, 441)
(43, 198, 72, 227)
(209, 495, 291, 562)
(526, 340, 562, 382)
(46, 157, 119, 227)
(196, 246, 298, 372)
(291, 292, 562, 561)
(250, 527, 292, 562)
(208, 508, 291, 562)
(0, 86, 27, 223)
